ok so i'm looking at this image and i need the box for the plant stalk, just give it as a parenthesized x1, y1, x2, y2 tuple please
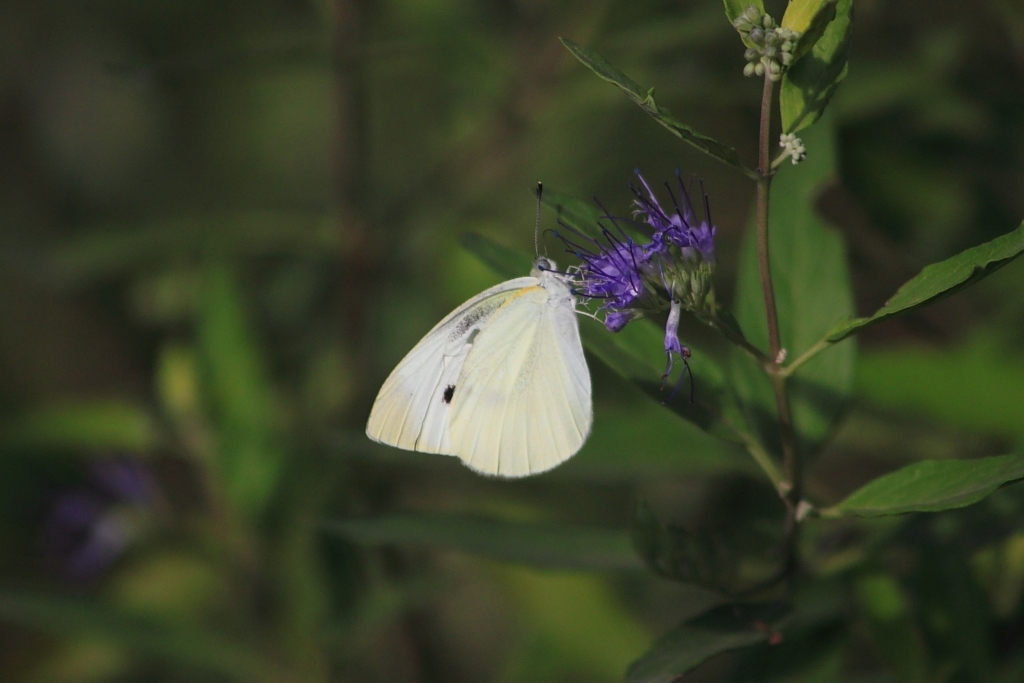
(754, 74, 802, 579)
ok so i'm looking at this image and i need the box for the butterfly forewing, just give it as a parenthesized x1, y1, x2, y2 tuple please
(365, 277, 538, 454)
(449, 274, 592, 476)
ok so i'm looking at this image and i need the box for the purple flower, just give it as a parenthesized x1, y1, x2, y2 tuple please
(43, 459, 158, 581)
(556, 225, 648, 330)
(558, 171, 717, 389)
(577, 237, 647, 310)
(632, 170, 716, 265)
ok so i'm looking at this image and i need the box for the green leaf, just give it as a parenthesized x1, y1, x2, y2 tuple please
(559, 38, 757, 179)
(722, 0, 763, 25)
(627, 583, 847, 682)
(823, 453, 1024, 518)
(827, 221, 1024, 343)
(779, 0, 852, 134)
(0, 590, 275, 682)
(198, 262, 282, 519)
(730, 117, 855, 459)
(0, 401, 160, 453)
(323, 514, 643, 571)
(781, 0, 839, 64)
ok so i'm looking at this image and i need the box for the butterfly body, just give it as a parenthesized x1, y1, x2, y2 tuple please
(366, 258, 592, 477)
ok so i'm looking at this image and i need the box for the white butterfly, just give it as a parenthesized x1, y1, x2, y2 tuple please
(365, 257, 592, 477)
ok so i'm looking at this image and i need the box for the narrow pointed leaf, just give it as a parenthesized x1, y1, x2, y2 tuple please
(827, 221, 1024, 342)
(199, 263, 282, 518)
(323, 514, 642, 571)
(823, 454, 1024, 518)
(779, 0, 852, 134)
(560, 38, 756, 179)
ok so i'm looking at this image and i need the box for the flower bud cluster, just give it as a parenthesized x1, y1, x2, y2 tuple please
(733, 6, 800, 82)
(779, 133, 806, 165)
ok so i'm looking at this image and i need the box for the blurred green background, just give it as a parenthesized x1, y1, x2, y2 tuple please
(2, 1, 1024, 681)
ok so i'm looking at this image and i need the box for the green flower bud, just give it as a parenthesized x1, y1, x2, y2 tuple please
(763, 45, 777, 58)
(743, 62, 756, 77)
(754, 62, 765, 77)
(748, 27, 764, 44)
(744, 47, 758, 61)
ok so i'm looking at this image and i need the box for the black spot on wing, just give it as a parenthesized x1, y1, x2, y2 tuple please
(442, 385, 456, 404)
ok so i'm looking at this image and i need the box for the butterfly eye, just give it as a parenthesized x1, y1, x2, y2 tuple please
(535, 256, 557, 272)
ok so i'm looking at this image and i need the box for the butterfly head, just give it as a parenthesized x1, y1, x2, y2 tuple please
(531, 256, 557, 277)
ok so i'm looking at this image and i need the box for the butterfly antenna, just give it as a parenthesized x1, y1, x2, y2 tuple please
(535, 181, 544, 257)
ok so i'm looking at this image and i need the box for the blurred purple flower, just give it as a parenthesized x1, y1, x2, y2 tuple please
(43, 459, 157, 581)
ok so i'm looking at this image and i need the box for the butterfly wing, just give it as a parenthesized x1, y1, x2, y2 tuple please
(365, 277, 538, 454)
(448, 275, 592, 477)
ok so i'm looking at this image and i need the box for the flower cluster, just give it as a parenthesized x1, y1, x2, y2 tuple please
(732, 6, 800, 82)
(779, 132, 806, 165)
(558, 171, 717, 385)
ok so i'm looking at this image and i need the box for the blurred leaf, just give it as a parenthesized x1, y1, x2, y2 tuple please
(111, 551, 226, 622)
(561, 399, 754, 480)
(781, 0, 839, 64)
(916, 543, 994, 681)
(827, 221, 1024, 342)
(0, 401, 159, 453)
(541, 188, 607, 242)
(459, 232, 534, 279)
(779, 0, 852, 134)
(198, 262, 282, 519)
(324, 513, 643, 571)
(0, 590, 275, 682)
(626, 600, 789, 683)
(22, 639, 129, 683)
(857, 332, 1024, 443)
(559, 38, 757, 179)
(731, 118, 855, 459)
(50, 212, 333, 284)
(823, 454, 1024, 518)
(460, 233, 742, 442)
(854, 573, 928, 683)
(632, 501, 736, 591)
(498, 567, 650, 683)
